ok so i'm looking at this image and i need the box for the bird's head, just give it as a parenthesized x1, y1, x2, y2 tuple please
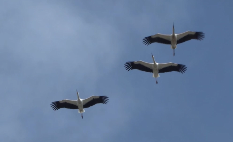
(151, 53, 154, 58)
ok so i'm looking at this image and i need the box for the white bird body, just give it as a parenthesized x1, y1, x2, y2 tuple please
(77, 100, 84, 113)
(143, 24, 205, 56)
(151, 54, 159, 79)
(153, 65, 159, 78)
(77, 93, 84, 113)
(171, 34, 177, 49)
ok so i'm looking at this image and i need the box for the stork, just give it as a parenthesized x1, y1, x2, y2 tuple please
(143, 23, 205, 56)
(124, 54, 187, 84)
(51, 91, 109, 119)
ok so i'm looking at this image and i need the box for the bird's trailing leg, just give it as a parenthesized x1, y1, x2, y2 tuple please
(81, 113, 83, 119)
(156, 78, 158, 84)
(173, 49, 175, 56)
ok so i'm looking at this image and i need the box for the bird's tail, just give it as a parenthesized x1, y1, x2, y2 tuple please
(78, 109, 85, 113)
(153, 72, 160, 78)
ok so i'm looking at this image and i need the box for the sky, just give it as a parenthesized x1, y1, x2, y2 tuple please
(0, 0, 233, 142)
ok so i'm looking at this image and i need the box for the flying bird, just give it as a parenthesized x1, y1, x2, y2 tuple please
(124, 54, 187, 84)
(51, 91, 109, 119)
(143, 23, 205, 56)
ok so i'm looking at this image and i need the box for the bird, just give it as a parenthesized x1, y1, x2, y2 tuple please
(50, 91, 109, 119)
(143, 23, 205, 56)
(124, 54, 187, 84)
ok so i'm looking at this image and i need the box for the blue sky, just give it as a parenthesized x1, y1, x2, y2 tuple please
(0, 0, 233, 142)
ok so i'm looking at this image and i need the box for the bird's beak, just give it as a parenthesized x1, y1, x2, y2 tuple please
(172, 23, 175, 34)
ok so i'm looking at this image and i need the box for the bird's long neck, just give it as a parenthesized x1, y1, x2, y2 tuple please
(152, 55, 157, 68)
(172, 24, 175, 36)
(77, 93, 81, 102)
(152, 56, 156, 65)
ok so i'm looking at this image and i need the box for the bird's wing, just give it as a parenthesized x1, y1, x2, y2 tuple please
(176, 31, 205, 44)
(143, 33, 171, 45)
(51, 99, 78, 110)
(158, 63, 187, 74)
(124, 61, 153, 73)
(83, 96, 109, 108)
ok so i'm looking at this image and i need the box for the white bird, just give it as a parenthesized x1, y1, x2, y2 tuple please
(51, 91, 109, 119)
(143, 23, 205, 56)
(124, 54, 187, 84)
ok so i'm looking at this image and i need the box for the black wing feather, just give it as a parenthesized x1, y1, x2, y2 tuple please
(177, 32, 205, 44)
(159, 64, 187, 74)
(124, 61, 153, 73)
(143, 36, 171, 45)
(50, 101, 78, 111)
(83, 96, 109, 108)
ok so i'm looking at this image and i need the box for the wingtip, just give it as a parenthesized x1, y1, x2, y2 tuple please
(50, 103, 57, 111)
(143, 37, 151, 45)
(179, 64, 187, 74)
(100, 96, 109, 104)
(124, 62, 133, 71)
(196, 32, 205, 40)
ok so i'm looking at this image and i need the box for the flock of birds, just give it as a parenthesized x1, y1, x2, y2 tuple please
(51, 23, 205, 119)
